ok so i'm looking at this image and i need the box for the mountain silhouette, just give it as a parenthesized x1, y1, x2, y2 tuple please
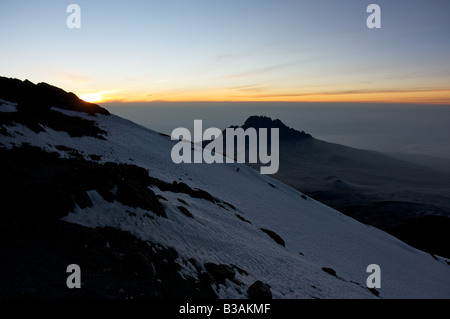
(1, 79, 450, 299)
(239, 115, 312, 140)
(0, 76, 109, 115)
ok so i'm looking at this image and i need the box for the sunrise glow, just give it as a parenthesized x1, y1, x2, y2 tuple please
(79, 91, 116, 103)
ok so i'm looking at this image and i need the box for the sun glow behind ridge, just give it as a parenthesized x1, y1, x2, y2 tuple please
(79, 91, 115, 103)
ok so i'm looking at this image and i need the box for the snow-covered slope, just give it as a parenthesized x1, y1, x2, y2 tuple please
(1, 99, 449, 299)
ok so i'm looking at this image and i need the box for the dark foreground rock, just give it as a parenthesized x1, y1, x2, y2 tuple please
(204, 263, 235, 284)
(0, 145, 166, 219)
(246, 280, 272, 300)
(0, 217, 216, 299)
(259, 228, 285, 247)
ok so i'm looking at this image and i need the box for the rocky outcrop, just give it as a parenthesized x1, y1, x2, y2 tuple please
(260, 228, 285, 247)
(246, 280, 272, 300)
(0, 76, 109, 115)
(204, 263, 236, 284)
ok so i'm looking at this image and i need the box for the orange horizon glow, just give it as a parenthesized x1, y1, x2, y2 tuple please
(81, 88, 450, 105)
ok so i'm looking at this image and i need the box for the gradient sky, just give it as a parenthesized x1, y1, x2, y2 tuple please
(1, 0, 450, 103)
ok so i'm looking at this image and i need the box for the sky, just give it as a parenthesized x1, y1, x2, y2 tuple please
(1, 0, 450, 103)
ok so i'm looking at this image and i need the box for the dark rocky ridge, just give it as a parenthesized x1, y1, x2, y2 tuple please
(0, 145, 166, 219)
(0, 77, 110, 140)
(0, 76, 109, 116)
(0, 108, 108, 139)
(0, 144, 228, 220)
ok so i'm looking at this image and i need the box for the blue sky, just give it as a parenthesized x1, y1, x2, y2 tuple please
(1, 0, 450, 103)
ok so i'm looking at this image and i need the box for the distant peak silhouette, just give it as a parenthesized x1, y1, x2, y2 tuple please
(240, 115, 312, 140)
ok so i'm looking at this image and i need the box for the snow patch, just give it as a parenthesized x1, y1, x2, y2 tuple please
(3, 104, 450, 298)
